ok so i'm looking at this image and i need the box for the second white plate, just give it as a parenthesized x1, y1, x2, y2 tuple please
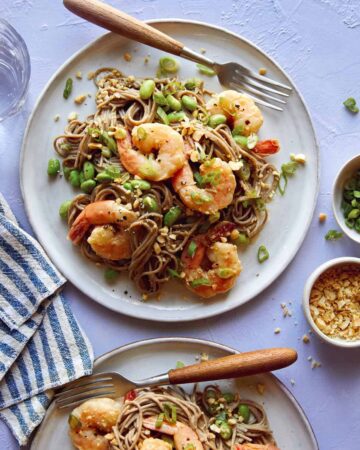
(21, 20, 319, 321)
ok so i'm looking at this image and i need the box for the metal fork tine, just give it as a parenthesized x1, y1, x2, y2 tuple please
(234, 71, 289, 97)
(56, 386, 115, 406)
(55, 383, 114, 403)
(230, 81, 286, 104)
(228, 83, 283, 111)
(54, 376, 113, 398)
(57, 390, 117, 409)
(236, 64, 292, 91)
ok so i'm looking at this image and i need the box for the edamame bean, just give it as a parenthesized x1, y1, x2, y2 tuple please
(232, 122, 245, 136)
(130, 179, 151, 190)
(47, 158, 60, 176)
(234, 135, 248, 147)
(166, 94, 182, 111)
(83, 161, 95, 180)
(69, 169, 81, 187)
(63, 165, 71, 179)
(219, 423, 232, 440)
(80, 179, 96, 193)
(59, 200, 72, 220)
(123, 182, 133, 191)
(223, 393, 234, 403)
(143, 196, 158, 212)
(96, 172, 113, 182)
(208, 114, 227, 128)
(181, 95, 198, 111)
(153, 91, 168, 106)
(348, 208, 360, 219)
(167, 111, 186, 123)
(101, 147, 112, 158)
(140, 79, 155, 100)
(238, 404, 250, 423)
(164, 206, 182, 227)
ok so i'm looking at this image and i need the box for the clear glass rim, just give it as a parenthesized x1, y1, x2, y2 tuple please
(0, 18, 31, 120)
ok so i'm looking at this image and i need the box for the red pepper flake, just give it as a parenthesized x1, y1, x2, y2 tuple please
(125, 389, 137, 401)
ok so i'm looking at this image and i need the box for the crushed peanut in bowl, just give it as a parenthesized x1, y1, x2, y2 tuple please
(309, 263, 360, 342)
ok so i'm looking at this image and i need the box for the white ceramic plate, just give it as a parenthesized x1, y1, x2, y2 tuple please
(21, 20, 319, 321)
(30, 337, 318, 450)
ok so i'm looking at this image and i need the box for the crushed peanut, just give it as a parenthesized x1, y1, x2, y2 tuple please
(319, 213, 327, 223)
(274, 327, 281, 334)
(87, 71, 95, 80)
(256, 383, 265, 395)
(309, 264, 360, 341)
(259, 67, 267, 75)
(75, 71, 82, 79)
(124, 52, 132, 62)
(290, 153, 307, 164)
(281, 302, 292, 318)
(302, 334, 310, 343)
(54, 114, 60, 122)
(67, 111, 78, 121)
(74, 94, 87, 105)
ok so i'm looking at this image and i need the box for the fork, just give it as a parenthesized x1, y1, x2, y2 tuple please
(63, 0, 292, 111)
(55, 347, 297, 408)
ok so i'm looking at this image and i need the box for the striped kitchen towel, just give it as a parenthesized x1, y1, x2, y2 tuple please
(0, 194, 94, 445)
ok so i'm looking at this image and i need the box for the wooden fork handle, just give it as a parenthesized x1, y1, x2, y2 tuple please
(168, 348, 297, 384)
(63, 0, 184, 55)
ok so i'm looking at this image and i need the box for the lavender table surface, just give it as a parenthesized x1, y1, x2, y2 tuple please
(1, 0, 360, 448)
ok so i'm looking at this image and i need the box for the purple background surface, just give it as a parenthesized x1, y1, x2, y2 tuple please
(1, 1, 360, 449)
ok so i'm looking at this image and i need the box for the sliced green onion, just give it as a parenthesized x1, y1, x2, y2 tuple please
(216, 268, 235, 279)
(155, 412, 165, 428)
(163, 403, 177, 424)
(164, 206, 182, 227)
(68, 414, 81, 430)
(184, 78, 202, 90)
(156, 106, 169, 125)
(137, 126, 147, 141)
(167, 268, 181, 279)
(104, 268, 119, 282)
(196, 63, 216, 76)
(257, 245, 269, 263)
(175, 360, 185, 368)
(114, 127, 126, 140)
(187, 241, 197, 258)
(190, 278, 211, 288)
(343, 97, 359, 113)
(101, 131, 117, 153)
(63, 78, 73, 99)
(281, 161, 298, 176)
(325, 229, 343, 240)
(159, 56, 179, 74)
(247, 133, 258, 149)
(278, 173, 288, 196)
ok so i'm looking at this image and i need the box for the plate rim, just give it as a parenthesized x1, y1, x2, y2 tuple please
(30, 336, 319, 450)
(20, 19, 320, 322)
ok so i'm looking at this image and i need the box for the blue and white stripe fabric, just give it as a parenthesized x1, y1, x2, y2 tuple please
(0, 194, 94, 445)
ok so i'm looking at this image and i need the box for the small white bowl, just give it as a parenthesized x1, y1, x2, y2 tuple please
(303, 257, 360, 348)
(333, 154, 360, 244)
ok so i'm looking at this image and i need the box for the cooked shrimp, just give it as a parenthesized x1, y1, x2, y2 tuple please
(172, 157, 236, 215)
(68, 200, 137, 260)
(207, 90, 263, 136)
(235, 445, 280, 450)
(143, 416, 203, 450)
(69, 398, 121, 450)
(117, 123, 186, 181)
(181, 222, 242, 298)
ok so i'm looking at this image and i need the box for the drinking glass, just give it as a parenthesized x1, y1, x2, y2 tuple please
(0, 19, 31, 122)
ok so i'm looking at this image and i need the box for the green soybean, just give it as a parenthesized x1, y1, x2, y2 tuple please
(140, 79, 155, 100)
(104, 268, 119, 282)
(47, 158, 60, 176)
(69, 170, 81, 187)
(153, 91, 168, 106)
(167, 111, 186, 123)
(166, 94, 182, 111)
(101, 147, 112, 158)
(164, 206, 182, 227)
(143, 196, 158, 212)
(208, 114, 227, 128)
(130, 179, 151, 190)
(181, 95, 198, 111)
(80, 179, 96, 193)
(234, 135, 248, 147)
(63, 165, 71, 179)
(238, 404, 250, 423)
(79, 171, 85, 185)
(83, 161, 95, 180)
(59, 200, 72, 220)
(232, 122, 245, 136)
(223, 393, 234, 403)
(219, 422, 232, 440)
(96, 172, 113, 182)
(348, 208, 360, 219)
(123, 182, 133, 191)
